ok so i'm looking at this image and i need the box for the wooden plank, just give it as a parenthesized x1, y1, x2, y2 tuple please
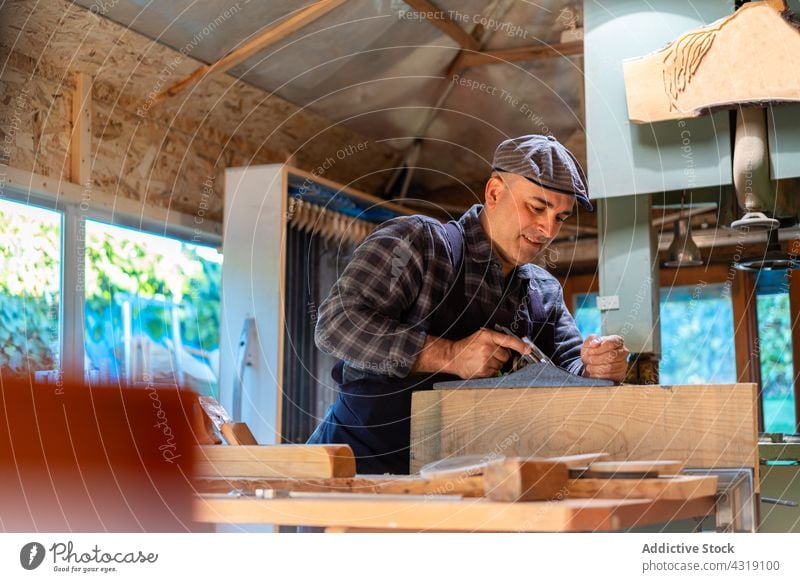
(194, 475, 485, 497)
(547, 453, 609, 468)
(195, 445, 356, 478)
(482, 459, 569, 502)
(410, 384, 760, 480)
(153, 0, 347, 105)
(623, 2, 799, 123)
(568, 475, 718, 501)
(732, 270, 762, 432)
(194, 495, 715, 532)
(419, 454, 492, 478)
(70, 71, 91, 186)
(587, 460, 683, 476)
(220, 422, 259, 446)
(287, 166, 417, 218)
(458, 42, 582, 69)
(419, 452, 609, 479)
(403, 0, 479, 50)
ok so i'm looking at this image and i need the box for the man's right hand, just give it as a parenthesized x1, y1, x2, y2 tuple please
(413, 328, 532, 379)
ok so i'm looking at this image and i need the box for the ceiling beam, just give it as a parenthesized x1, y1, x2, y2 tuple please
(70, 72, 92, 187)
(152, 0, 347, 106)
(403, 0, 480, 50)
(458, 41, 583, 69)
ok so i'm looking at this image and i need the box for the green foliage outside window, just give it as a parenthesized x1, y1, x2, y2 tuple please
(0, 204, 60, 373)
(0, 203, 222, 394)
(574, 285, 797, 433)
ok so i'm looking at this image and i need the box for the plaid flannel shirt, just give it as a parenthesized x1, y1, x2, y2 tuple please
(314, 204, 585, 381)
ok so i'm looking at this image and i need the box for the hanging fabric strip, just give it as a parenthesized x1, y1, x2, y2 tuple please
(287, 198, 376, 245)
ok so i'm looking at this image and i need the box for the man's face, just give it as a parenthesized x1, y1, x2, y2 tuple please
(482, 173, 575, 270)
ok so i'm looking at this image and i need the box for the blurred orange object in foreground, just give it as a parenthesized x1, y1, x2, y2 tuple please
(0, 378, 207, 532)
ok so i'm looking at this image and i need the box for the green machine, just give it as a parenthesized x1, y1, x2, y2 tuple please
(759, 437, 800, 532)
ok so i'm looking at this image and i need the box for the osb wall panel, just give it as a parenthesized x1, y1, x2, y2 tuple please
(0, 59, 72, 183)
(0, 0, 399, 206)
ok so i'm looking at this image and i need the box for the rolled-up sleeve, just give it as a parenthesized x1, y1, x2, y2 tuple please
(314, 216, 431, 379)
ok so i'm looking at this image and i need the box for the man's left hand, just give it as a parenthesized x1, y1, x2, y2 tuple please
(581, 334, 629, 382)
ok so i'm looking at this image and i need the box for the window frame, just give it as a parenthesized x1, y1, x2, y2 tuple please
(2, 181, 222, 384)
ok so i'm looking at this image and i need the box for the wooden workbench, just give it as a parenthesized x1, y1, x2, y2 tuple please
(194, 493, 716, 532)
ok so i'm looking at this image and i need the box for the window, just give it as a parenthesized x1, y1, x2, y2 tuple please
(573, 292, 601, 340)
(0, 199, 61, 378)
(84, 220, 222, 396)
(573, 284, 737, 384)
(756, 271, 796, 433)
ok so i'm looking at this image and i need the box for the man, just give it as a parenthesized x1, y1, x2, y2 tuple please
(308, 135, 629, 474)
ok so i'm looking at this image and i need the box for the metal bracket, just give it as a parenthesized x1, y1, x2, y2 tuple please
(684, 468, 756, 532)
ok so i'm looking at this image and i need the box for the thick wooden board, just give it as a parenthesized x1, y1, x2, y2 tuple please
(195, 445, 356, 478)
(219, 423, 259, 446)
(482, 459, 569, 502)
(568, 475, 718, 501)
(410, 384, 760, 484)
(194, 495, 716, 532)
(587, 460, 683, 476)
(194, 475, 485, 497)
(623, 2, 800, 123)
(547, 453, 609, 468)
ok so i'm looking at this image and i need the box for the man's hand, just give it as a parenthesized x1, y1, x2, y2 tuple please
(581, 334, 629, 382)
(449, 328, 532, 379)
(412, 328, 531, 379)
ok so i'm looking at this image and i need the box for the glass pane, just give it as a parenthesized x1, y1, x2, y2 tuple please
(573, 285, 737, 384)
(659, 284, 736, 384)
(0, 199, 61, 378)
(574, 292, 601, 337)
(757, 292, 796, 433)
(84, 221, 222, 396)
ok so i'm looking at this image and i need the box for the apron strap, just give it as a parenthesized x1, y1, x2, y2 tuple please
(442, 221, 464, 271)
(527, 280, 547, 322)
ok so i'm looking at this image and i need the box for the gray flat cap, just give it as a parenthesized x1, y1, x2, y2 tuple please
(492, 134, 592, 210)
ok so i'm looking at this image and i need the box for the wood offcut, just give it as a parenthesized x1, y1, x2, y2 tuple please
(623, 0, 800, 123)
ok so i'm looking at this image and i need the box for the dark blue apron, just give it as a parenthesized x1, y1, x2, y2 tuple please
(307, 221, 555, 474)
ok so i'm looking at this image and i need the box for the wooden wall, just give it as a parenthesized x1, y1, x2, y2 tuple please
(0, 0, 400, 223)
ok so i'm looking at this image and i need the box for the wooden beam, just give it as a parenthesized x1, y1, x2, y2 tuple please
(220, 422, 259, 446)
(732, 270, 763, 410)
(403, 0, 479, 50)
(0, 164, 222, 242)
(70, 72, 92, 186)
(194, 474, 485, 497)
(153, 0, 347, 105)
(568, 475, 718, 501)
(194, 494, 716, 531)
(287, 166, 416, 218)
(482, 459, 569, 502)
(195, 445, 356, 478)
(458, 41, 583, 69)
